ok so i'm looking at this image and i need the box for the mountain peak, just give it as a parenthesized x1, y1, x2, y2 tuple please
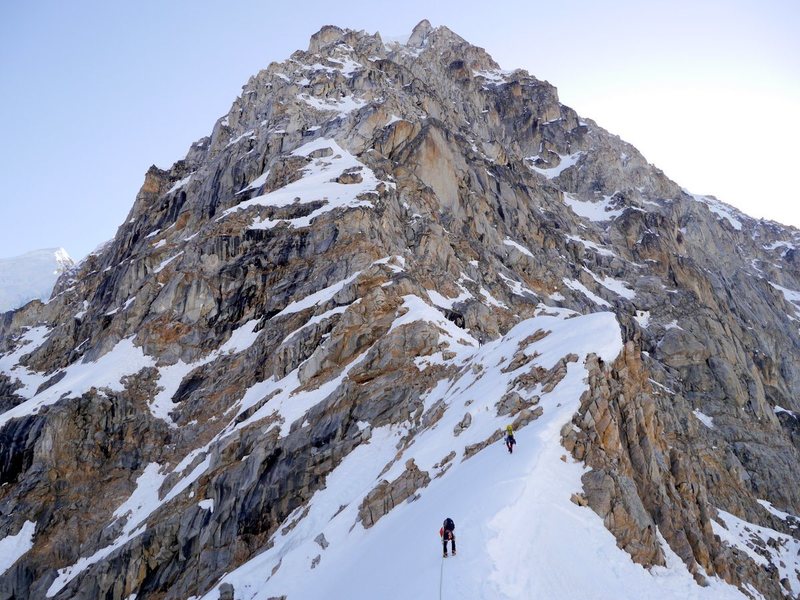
(407, 18, 433, 47)
(2, 21, 799, 600)
(307, 24, 347, 54)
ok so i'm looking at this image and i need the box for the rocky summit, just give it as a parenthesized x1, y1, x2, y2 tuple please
(1, 20, 800, 600)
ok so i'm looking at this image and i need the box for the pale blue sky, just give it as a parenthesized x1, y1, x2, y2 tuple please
(1, 0, 798, 259)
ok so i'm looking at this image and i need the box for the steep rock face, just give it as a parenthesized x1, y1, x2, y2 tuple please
(1, 20, 799, 600)
(563, 344, 790, 598)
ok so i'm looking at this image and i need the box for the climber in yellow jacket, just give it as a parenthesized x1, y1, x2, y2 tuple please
(504, 424, 516, 454)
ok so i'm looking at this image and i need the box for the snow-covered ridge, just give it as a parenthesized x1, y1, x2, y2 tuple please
(0, 247, 74, 312)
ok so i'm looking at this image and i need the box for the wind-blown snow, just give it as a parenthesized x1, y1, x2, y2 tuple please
(382, 32, 411, 47)
(0, 521, 36, 576)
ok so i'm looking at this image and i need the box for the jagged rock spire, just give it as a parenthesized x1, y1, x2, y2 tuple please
(407, 19, 433, 47)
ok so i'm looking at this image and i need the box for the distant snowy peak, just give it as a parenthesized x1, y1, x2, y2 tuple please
(0, 247, 74, 313)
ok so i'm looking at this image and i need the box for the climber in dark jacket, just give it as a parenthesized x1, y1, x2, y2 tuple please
(440, 517, 456, 557)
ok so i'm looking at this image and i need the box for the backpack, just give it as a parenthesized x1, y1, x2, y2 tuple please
(443, 518, 455, 532)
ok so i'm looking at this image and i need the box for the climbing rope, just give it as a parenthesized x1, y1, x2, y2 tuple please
(439, 552, 444, 600)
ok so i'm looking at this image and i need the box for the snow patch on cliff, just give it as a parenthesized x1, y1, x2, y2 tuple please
(0, 521, 36, 576)
(223, 138, 387, 230)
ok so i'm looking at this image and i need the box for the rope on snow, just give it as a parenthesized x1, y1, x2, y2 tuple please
(439, 552, 445, 600)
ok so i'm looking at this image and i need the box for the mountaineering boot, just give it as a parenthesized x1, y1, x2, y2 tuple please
(443, 552, 448, 558)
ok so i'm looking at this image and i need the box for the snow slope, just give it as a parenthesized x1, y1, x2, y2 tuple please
(5, 299, 743, 599)
(195, 309, 746, 600)
(0, 521, 36, 577)
(0, 248, 73, 312)
(222, 138, 392, 231)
